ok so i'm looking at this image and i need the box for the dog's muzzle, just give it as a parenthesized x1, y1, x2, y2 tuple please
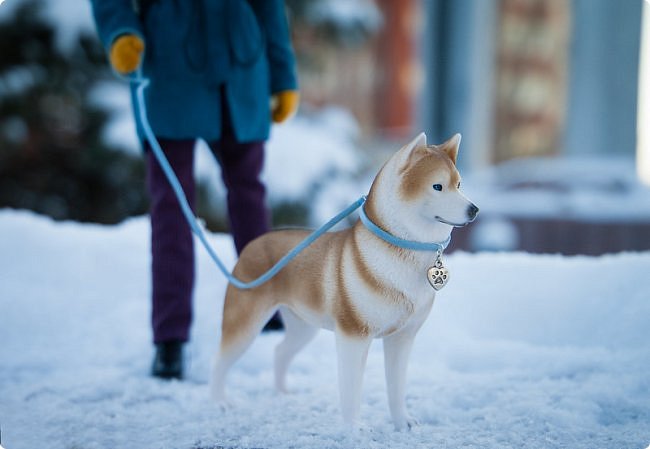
(435, 203, 479, 227)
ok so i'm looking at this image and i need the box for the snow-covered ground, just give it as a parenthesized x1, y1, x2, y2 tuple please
(1, 1, 649, 447)
(1, 210, 649, 449)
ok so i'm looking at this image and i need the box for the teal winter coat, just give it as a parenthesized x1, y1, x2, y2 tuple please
(90, 0, 298, 142)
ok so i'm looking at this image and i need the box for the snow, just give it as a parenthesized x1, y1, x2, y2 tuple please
(1, 0, 649, 446)
(88, 81, 140, 154)
(265, 107, 361, 204)
(306, 0, 383, 34)
(1, 209, 649, 449)
(465, 156, 650, 222)
(195, 107, 364, 223)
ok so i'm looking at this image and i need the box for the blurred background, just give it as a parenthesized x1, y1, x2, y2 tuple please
(1, 0, 649, 255)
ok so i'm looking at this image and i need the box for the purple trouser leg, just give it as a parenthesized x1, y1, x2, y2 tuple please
(209, 136, 270, 254)
(146, 139, 196, 344)
(211, 137, 278, 329)
(146, 134, 270, 343)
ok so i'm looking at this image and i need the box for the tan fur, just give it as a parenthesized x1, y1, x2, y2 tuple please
(399, 147, 460, 200)
(220, 225, 379, 352)
(349, 230, 382, 295)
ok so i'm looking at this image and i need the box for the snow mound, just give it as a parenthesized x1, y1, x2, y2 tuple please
(466, 156, 650, 222)
(0, 210, 649, 449)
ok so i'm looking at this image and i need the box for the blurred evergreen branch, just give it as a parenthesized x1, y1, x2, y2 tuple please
(0, 0, 148, 223)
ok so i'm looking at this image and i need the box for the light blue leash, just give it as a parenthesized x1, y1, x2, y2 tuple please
(128, 71, 450, 290)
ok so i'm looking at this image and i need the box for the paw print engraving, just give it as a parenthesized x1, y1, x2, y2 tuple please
(427, 265, 449, 291)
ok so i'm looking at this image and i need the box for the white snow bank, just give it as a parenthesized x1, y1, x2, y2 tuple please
(466, 156, 650, 222)
(0, 210, 649, 449)
(88, 81, 140, 153)
(266, 107, 362, 202)
(196, 106, 363, 217)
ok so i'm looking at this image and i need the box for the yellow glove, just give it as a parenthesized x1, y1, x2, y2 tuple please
(271, 90, 300, 123)
(109, 34, 145, 75)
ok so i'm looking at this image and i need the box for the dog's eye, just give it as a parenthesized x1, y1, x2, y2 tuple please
(457, 182, 461, 189)
(433, 184, 443, 191)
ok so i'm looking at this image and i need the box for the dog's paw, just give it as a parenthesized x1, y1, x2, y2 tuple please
(339, 420, 371, 437)
(274, 381, 290, 395)
(394, 414, 419, 431)
(209, 387, 231, 411)
(213, 398, 233, 412)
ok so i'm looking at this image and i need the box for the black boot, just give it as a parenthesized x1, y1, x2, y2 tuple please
(151, 341, 184, 380)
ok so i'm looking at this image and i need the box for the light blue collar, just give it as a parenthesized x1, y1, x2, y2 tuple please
(358, 197, 451, 252)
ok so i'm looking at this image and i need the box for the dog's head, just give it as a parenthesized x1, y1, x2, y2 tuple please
(366, 133, 478, 243)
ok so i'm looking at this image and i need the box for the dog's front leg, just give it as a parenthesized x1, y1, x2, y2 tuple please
(335, 332, 372, 427)
(383, 329, 419, 430)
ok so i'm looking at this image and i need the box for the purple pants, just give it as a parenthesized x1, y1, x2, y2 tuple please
(146, 135, 269, 344)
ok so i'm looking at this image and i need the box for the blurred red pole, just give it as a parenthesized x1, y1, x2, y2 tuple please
(374, 0, 418, 139)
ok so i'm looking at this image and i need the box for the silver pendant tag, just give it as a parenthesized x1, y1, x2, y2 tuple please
(427, 251, 449, 291)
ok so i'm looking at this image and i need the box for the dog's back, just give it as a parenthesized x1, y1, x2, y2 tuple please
(220, 228, 349, 347)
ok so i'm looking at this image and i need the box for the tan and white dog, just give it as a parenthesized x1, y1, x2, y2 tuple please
(211, 133, 478, 430)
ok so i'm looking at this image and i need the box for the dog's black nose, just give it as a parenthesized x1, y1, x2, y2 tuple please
(467, 203, 479, 220)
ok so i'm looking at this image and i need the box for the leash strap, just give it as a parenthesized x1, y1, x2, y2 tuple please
(131, 74, 365, 289)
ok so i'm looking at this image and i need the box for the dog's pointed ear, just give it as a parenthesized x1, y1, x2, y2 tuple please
(395, 133, 428, 168)
(438, 133, 461, 165)
(409, 132, 427, 150)
(391, 133, 427, 171)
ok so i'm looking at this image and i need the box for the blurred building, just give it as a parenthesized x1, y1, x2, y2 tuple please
(420, 0, 642, 165)
(293, 0, 649, 255)
(417, 0, 649, 254)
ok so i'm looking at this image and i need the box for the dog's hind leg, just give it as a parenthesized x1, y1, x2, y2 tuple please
(210, 288, 277, 403)
(274, 306, 318, 393)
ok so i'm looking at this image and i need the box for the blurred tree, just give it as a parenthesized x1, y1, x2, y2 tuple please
(0, 0, 375, 231)
(0, 0, 148, 223)
(286, 0, 382, 46)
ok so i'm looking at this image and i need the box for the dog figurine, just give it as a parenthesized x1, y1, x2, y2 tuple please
(211, 133, 478, 430)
